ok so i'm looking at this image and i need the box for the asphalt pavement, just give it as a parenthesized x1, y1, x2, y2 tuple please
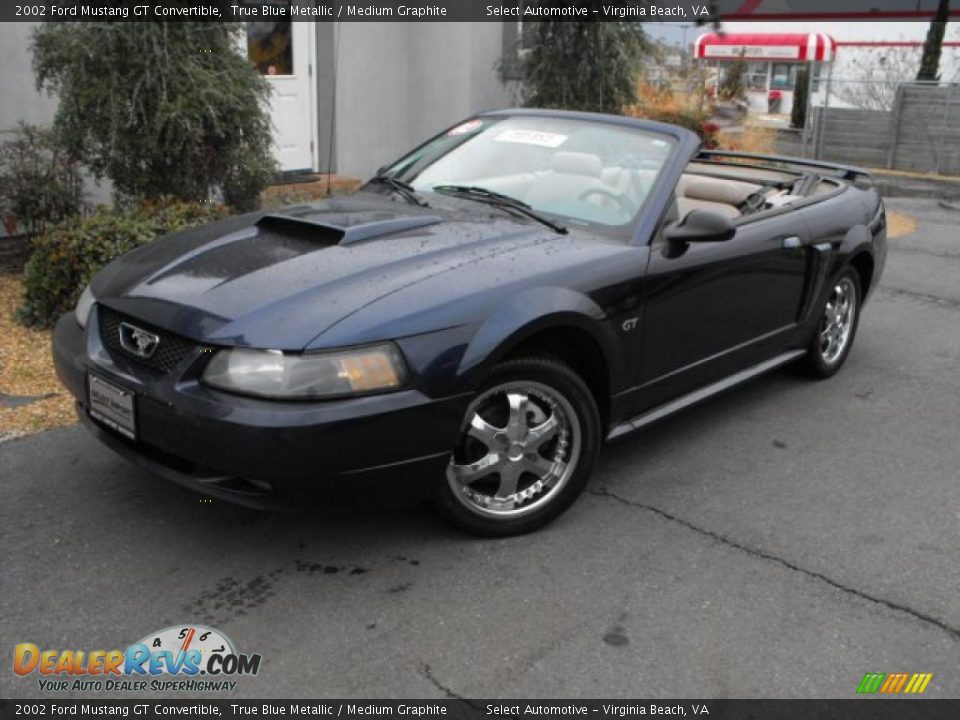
(2, 198, 958, 699)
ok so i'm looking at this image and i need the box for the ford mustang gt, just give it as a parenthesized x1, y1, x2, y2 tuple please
(53, 109, 887, 535)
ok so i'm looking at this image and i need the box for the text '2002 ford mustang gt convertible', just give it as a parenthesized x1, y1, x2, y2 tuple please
(53, 109, 886, 535)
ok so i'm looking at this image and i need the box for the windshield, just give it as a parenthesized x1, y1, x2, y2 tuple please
(384, 115, 676, 231)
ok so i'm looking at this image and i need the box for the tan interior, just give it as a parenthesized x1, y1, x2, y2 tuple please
(594, 169, 769, 221)
(675, 174, 762, 220)
(453, 156, 826, 224)
(686, 162, 796, 184)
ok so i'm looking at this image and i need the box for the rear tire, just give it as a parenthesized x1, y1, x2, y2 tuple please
(804, 269, 861, 379)
(436, 356, 601, 537)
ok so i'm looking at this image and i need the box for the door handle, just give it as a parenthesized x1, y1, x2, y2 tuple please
(782, 236, 802, 249)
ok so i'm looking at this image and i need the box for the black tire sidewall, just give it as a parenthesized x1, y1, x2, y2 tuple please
(807, 268, 862, 378)
(435, 356, 602, 537)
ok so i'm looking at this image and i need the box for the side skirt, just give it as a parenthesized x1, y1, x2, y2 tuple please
(606, 349, 806, 441)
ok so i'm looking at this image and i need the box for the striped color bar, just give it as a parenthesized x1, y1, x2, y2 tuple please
(857, 672, 933, 694)
(879, 673, 909, 693)
(904, 673, 934, 694)
(856, 673, 885, 693)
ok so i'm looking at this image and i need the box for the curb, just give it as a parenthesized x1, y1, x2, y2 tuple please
(871, 175, 960, 200)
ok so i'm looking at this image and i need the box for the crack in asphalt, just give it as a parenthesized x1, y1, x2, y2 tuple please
(878, 286, 960, 310)
(420, 663, 518, 720)
(419, 663, 466, 700)
(588, 488, 960, 642)
(419, 663, 498, 714)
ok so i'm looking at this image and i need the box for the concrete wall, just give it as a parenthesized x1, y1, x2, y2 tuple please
(813, 85, 960, 174)
(332, 22, 515, 178)
(812, 107, 893, 168)
(0, 22, 57, 137)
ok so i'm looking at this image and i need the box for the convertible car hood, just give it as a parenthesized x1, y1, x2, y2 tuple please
(92, 193, 569, 350)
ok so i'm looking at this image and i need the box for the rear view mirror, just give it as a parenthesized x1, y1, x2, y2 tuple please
(665, 210, 736, 244)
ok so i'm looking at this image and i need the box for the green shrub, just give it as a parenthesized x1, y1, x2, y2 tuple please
(0, 123, 85, 238)
(719, 53, 748, 101)
(31, 21, 276, 211)
(18, 199, 228, 328)
(626, 107, 720, 149)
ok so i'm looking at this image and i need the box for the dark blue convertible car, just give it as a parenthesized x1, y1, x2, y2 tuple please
(53, 109, 886, 535)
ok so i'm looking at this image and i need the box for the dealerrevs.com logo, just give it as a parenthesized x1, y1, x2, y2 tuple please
(14, 625, 261, 693)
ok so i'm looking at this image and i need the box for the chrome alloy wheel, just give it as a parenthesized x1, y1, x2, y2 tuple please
(446, 381, 582, 519)
(819, 276, 857, 365)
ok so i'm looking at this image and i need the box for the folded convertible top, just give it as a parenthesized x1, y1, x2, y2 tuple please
(696, 150, 873, 184)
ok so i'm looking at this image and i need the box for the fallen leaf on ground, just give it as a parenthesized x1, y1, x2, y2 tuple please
(887, 211, 917, 239)
(0, 272, 76, 435)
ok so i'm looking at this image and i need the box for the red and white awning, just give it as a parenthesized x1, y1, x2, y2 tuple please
(695, 33, 837, 62)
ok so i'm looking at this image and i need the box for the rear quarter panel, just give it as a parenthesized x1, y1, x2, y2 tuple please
(800, 184, 885, 301)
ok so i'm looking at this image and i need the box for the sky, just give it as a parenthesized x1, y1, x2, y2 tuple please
(645, 22, 699, 49)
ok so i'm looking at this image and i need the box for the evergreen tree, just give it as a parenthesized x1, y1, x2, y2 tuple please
(791, 66, 810, 129)
(519, 13, 649, 114)
(917, 0, 951, 82)
(32, 18, 276, 210)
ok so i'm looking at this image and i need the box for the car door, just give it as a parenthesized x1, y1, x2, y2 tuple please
(634, 204, 811, 411)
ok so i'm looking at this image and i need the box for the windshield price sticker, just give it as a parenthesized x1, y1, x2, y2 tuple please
(448, 119, 484, 136)
(494, 129, 568, 148)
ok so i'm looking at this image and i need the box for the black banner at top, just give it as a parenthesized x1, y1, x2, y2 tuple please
(1, 700, 960, 720)
(4, 0, 960, 23)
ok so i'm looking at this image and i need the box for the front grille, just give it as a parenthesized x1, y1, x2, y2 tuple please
(99, 306, 196, 374)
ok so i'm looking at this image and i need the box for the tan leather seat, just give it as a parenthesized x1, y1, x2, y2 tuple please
(682, 176, 758, 206)
(675, 174, 760, 220)
(550, 151, 602, 178)
(525, 152, 605, 208)
(676, 197, 741, 220)
(600, 167, 656, 209)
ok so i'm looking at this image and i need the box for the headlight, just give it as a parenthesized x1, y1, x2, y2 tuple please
(74, 285, 96, 328)
(201, 344, 407, 399)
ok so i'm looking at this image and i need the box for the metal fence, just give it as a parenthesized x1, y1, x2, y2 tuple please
(808, 79, 960, 175)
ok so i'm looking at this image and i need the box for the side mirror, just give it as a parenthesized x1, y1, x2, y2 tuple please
(665, 209, 736, 244)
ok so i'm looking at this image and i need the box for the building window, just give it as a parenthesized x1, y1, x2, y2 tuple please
(247, 17, 293, 76)
(811, 63, 823, 93)
(743, 61, 769, 91)
(770, 63, 798, 90)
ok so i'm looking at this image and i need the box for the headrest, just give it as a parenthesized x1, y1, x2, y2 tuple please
(682, 177, 757, 206)
(550, 152, 602, 178)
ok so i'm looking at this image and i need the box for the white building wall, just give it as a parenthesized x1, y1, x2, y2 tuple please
(333, 22, 513, 178)
(0, 22, 57, 136)
(331, 23, 413, 177)
(0, 21, 112, 224)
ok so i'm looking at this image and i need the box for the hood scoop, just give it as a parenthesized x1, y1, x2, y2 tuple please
(256, 213, 443, 246)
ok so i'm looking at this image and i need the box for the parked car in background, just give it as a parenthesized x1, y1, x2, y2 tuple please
(53, 109, 886, 535)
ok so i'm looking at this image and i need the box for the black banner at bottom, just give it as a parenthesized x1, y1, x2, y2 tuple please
(2, 700, 959, 720)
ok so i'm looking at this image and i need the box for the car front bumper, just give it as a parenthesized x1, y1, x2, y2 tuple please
(52, 310, 471, 510)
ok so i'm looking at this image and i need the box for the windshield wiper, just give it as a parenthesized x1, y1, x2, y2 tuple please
(431, 184, 568, 235)
(367, 175, 429, 207)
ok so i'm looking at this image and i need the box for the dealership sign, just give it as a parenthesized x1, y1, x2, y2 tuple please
(696, 33, 837, 63)
(703, 45, 801, 60)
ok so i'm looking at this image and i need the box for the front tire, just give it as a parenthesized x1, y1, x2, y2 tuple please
(804, 269, 861, 379)
(436, 356, 601, 536)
